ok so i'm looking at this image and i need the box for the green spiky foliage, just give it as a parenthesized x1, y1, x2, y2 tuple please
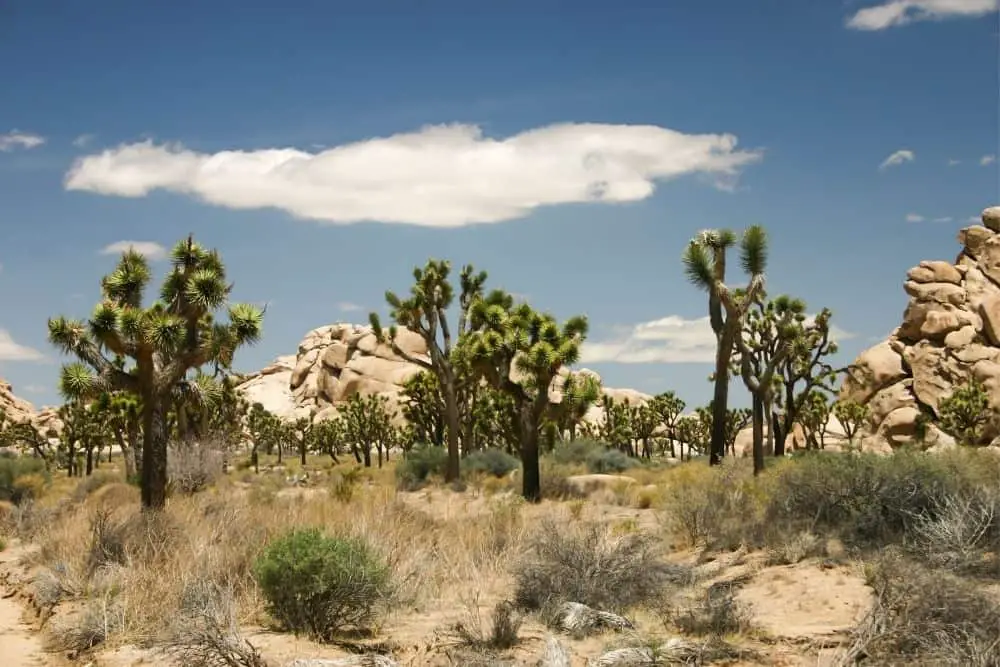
(246, 402, 283, 473)
(310, 417, 345, 464)
(47, 235, 264, 510)
(463, 292, 588, 502)
(552, 373, 602, 442)
(399, 371, 446, 448)
(675, 413, 709, 459)
(647, 391, 685, 458)
(0, 408, 54, 465)
(598, 395, 634, 455)
(692, 403, 752, 457)
(284, 416, 315, 466)
(774, 307, 841, 456)
(683, 225, 768, 465)
(798, 391, 831, 450)
(629, 402, 659, 459)
(340, 394, 399, 468)
(98, 392, 142, 479)
(371, 260, 487, 482)
(735, 294, 804, 475)
(937, 380, 994, 446)
(56, 399, 111, 477)
(470, 384, 520, 453)
(832, 399, 870, 445)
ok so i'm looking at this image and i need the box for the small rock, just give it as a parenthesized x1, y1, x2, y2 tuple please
(982, 206, 1000, 233)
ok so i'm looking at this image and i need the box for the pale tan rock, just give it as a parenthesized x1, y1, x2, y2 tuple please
(959, 225, 994, 259)
(919, 310, 961, 339)
(840, 341, 907, 404)
(944, 325, 977, 349)
(906, 341, 970, 415)
(321, 341, 350, 368)
(880, 406, 921, 446)
(982, 206, 1000, 233)
(907, 260, 962, 285)
(903, 280, 966, 306)
(867, 380, 916, 428)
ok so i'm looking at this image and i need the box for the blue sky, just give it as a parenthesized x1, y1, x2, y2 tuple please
(0, 0, 997, 411)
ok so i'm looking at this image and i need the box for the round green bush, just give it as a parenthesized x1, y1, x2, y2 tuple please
(395, 445, 448, 490)
(585, 448, 635, 474)
(461, 448, 519, 478)
(252, 527, 391, 641)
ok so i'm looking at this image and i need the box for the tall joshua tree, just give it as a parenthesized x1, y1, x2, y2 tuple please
(371, 260, 487, 482)
(683, 226, 768, 465)
(464, 291, 588, 502)
(48, 236, 263, 510)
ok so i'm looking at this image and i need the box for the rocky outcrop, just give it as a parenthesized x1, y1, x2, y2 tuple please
(0, 378, 62, 439)
(840, 206, 1000, 449)
(235, 323, 651, 424)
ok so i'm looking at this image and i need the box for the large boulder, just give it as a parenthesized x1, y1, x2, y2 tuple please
(841, 206, 1000, 448)
(236, 323, 651, 426)
(0, 378, 62, 446)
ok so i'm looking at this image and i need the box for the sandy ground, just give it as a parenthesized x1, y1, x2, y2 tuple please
(0, 544, 46, 667)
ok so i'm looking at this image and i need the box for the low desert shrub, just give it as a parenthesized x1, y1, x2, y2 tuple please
(671, 580, 754, 637)
(252, 527, 392, 642)
(168, 441, 225, 495)
(447, 597, 523, 653)
(840, 551, 1000, 665)
(72, 470, 124, 501)
(907, 486, 1000, 577)
(0, 454, 49, 504)
(395, 445, 448, 491)
(513, 519, 685, 613)
(462, 449, 520, 478)
(550, 439, 606, 467)
(585, 448, 635, 474)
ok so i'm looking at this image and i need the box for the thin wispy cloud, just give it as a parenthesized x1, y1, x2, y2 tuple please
(981, 154, 997, 166)
(933, 216, 953, 223)
(336, 301, 364, 312)
(879, 149, 915, 170)
(905, 213, 925, 222)
(581, 314, 854, 364)
(63, 122, 763, 227)
(72, 134, 95, 148)
(947, 159, 961, 166)
(0, 130, 45, 152)
(99, 240, 168, 261)
(0, 329, 45, 362)
(847, 0, 999, 30)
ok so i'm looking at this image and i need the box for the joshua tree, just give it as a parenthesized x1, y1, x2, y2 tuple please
(47, 236, 263, 510)
(371, 260, 487, 482)
(246, 402, 282, 472)
(464, 292, 588, 502)
(736, 295, 802, 475)
(683, 226, 768, 465)
(648, 391, 685, 457)
(0, 408, 54, 465)
(773, 307, 841, 456)
(340, 393, 398, 468)
(937, 380, 994, 445)
(399, 371, 446, 448)
(832, 398, 870, 446)
(552, 372, 602, 442)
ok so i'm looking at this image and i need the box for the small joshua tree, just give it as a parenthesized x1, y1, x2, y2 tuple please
(48, 236, 263, 510)
(937, 380, 994, 446)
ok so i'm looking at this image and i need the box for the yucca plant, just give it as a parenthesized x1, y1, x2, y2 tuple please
(682, 225, 768, 465)
(48, 235, 263, 509)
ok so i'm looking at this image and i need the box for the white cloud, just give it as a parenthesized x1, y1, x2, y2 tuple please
(933, 216, 953, 222)
(879, 149, 915, 170)
(905, 213, 925, 222)
(947, 158, 961, 166)
(981, 154, 997, 166)
(336, 301, 363, 312)
(21, 384, 46, 394)
(0, 330, 45, 362)
(581, 314, 855, 364)
(847, 0, 998, 30)
(99, 240, 168, 261)
(63, 122, 763, 227)
(72, 133, 95, 148)
(0, 130, 45, 152)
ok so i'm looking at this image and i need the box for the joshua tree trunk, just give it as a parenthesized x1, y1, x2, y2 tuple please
(141, 398, 169, 510)
(752, 394, 765, 475)
(710, 326, 737, 465)
(443, 376, 461, 481)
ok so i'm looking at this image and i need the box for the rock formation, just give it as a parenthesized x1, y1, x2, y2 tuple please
(235, 323, 651, 425)
(841, 206, 1000, 448)
(0, 378, 62, 439)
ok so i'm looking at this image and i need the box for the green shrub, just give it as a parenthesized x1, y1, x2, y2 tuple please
(0, 455, 49, 505)
(462, 449, 519, 478)
(395, 446, 448, 491)
(763, 451, 960, 547)
(252, 527, 392, 642)
(550, 439, 605, 466)
(585, 448, 635, 474)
